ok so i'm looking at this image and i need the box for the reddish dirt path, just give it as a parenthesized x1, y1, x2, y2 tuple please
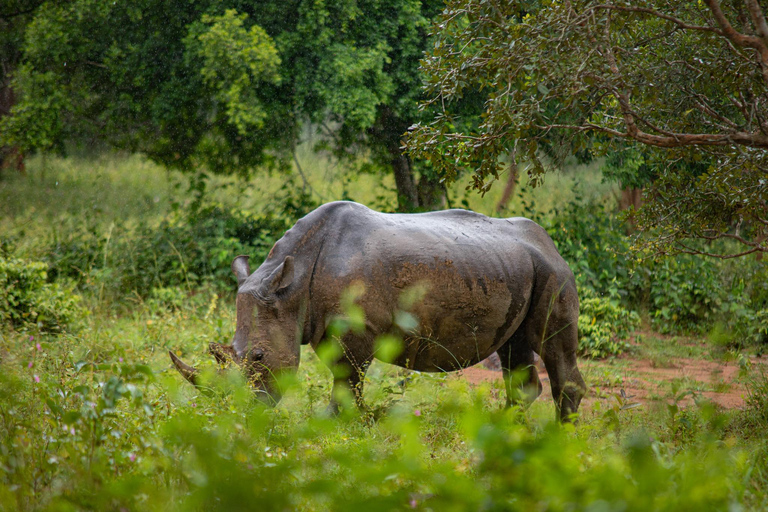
(454, 355, 757, 410)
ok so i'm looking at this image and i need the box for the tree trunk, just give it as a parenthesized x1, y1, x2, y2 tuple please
(618, 187, 643, 230)
(392, 153, 419, 212)
(416, 174, 447, 211)
(0, 67, 24, 174)
(495, 157, 519, 214)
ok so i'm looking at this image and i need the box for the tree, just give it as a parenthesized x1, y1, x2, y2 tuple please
(0, 0, 48, 172)
(1, 0, 447, 211)
(408, 0, 768, 257)
(1, 2, 290, 181)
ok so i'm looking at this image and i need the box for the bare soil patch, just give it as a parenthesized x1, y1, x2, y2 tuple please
(455, 353, 760, 410)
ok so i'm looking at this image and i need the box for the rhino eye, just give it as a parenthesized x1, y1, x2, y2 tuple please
(253, 349, 265, 361)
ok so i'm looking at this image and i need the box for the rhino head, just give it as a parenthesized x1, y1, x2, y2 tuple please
(170, 254, 301, 405)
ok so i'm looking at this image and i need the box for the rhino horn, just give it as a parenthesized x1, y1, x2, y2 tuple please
(231, 255, 250, 287)
(169, 351, 199, 386)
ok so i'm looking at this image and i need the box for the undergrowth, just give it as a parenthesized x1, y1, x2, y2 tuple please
(1, 151, 768, 510)
(1, 298, 767, 511)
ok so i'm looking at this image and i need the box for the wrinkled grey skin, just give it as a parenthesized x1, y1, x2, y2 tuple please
(171, 201, 586, 421)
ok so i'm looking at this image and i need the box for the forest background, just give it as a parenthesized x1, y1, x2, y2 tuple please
(1, 1, 768, 510)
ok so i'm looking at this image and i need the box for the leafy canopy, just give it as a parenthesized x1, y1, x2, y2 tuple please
(1, 0, 446, 210)
(408, 0, 768, 256)
(0, 1, 291, 176)
(188, 10, 281, 137)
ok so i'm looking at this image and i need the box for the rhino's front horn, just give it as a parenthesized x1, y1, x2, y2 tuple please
(169, 351, 199, 386)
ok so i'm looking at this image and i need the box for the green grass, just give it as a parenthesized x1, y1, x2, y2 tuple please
(630, 333, 713, 361)
(2, 151, 768, 510)
(0, 152, 173, 223)
(2, 297, 767, 510)
(0, 148, 615, 235)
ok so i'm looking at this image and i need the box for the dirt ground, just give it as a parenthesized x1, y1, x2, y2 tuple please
(456, 349, 760, 411)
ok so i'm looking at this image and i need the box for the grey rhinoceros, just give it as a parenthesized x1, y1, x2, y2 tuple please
(170, 201, 586, 421)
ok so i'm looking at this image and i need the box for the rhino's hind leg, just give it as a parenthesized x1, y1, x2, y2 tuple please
(537, 282, 586, 422)
(497, 331, 542, 408)
(541, 323, 585, 422)
(510, 276, 586, 422)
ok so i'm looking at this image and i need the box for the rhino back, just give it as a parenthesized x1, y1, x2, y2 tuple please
(300, 202, 573, 371)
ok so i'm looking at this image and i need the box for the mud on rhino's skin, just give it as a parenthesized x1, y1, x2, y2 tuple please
(170, 201, 586, 421)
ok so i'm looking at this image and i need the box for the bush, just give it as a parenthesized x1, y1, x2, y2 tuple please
(628, 255, 724, 334)
(0, 256, 86, 332)
(45, 193, 318, 301)
(0, 339, 757, 511)
(578, 291, 640, 358)
(745, 368, 768, 425)
(523, 189, 767, 346)
(147, 285, 189, 313)
(522, 191, 631, 297)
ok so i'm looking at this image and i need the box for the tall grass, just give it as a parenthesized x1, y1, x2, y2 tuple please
(1, 147, 615, 233)
(1, 149, 768, 510)
(0, 296, 766, 511)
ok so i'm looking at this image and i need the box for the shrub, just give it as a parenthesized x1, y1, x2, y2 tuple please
(0, 256, 86, 332)
(147, 285, 189, 313)
(523, 189, 767, 344)
(522, 192, 631, 297)
(45, 193, 318, 301)
(628, 255, 724, 334)
(578, 291, 640, 358)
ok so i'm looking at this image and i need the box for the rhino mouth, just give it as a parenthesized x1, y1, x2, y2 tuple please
(168, 342, 239, 388)
(169, 343, 283, 405)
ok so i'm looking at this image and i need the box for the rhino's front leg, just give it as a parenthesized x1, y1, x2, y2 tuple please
(321, 337, 373, 416)
(326, 358, 371, 416)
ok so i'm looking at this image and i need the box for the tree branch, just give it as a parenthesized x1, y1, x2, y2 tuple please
(586, 4, 723, 35)
(745, 0, 768, 45)
(675, 241, 763, 259)
(704, 0, 768, 86)
(536, 121, 768, 149)
(704, 0, 764, 49)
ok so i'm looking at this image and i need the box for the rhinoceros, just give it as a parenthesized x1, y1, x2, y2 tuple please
(170, 201, 586, 421)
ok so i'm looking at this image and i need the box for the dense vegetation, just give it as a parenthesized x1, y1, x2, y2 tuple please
(408, 0, 768, 257)
(1, 153, 767, 510)
(2, 1, 767, 510)
(0, 0, 449, 210)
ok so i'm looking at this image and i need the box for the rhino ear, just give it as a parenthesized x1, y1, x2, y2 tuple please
(231, 255, 251, 287)
(267, 256, 294, 294)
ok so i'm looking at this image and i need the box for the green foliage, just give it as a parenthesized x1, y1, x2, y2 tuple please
(408, 0, 768, 255)
(2, 148, 768, 510)
(745, 369, 768, 426)
(2, 0, 449, 210)
(1, 0, 291, 175)
(0, 317, 764, 510)
(578, 292, 640, 358)
(628, 254, 768, 343)
(635, 256, 724, 334)
(147, 286, 189, 314)
(522, 190, 630, 296)
(519, 187, 767, 346)
(186, 9, 281, 137)
(46, 195, 317, 301)
(519, 190, 638, 357)
(0, 255, 85, 332)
